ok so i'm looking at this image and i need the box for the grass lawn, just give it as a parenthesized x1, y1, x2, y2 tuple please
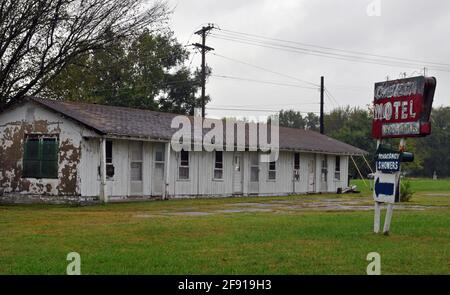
(0, 180, 449, 275)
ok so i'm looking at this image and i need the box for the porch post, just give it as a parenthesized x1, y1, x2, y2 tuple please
(100, 137, 108, 203)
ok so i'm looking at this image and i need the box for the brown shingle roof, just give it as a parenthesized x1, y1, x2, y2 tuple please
(29, 97, 366, 155)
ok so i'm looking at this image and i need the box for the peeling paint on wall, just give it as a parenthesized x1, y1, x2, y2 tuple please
(57, 138, 81, 195)
(0, 119, 81, 196)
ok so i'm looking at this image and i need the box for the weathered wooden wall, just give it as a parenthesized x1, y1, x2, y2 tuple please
(0, 101, 96, 197)
(1, 102, 350, 201)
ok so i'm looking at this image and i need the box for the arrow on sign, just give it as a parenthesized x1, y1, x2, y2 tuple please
(375, 177, 394, 197)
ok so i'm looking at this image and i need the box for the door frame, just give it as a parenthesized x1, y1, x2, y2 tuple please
(307, 156, 315, 193)
(233, 152, 243, 195)
(249, 152, 260, 195)
(152, 143, 165, 196)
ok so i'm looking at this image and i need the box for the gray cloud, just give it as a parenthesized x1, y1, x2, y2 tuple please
(168, 0, 450, 118)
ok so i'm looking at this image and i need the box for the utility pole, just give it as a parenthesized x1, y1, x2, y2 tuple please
(193, 24, 215, 118)
(320, 76, 324, 134)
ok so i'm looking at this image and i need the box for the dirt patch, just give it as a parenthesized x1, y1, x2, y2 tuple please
(133, 197, 441, 218)
(423, 193, 450, 197)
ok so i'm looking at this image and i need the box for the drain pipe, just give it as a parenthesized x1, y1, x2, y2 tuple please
(99, 137, 108, 203)
(163, 142, 171, 200)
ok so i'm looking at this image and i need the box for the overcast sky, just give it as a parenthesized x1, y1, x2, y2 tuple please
(166, 0, 450, 119)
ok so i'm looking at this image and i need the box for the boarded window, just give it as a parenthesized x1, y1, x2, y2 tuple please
(178, 150, 189, 180)
(214, 151, 223, 180)
(23, 136, 58, 179)
(268, 161, 276, 180)
(335, 156, 341, 180)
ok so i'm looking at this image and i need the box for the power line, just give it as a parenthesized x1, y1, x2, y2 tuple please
(216, 28, 450, 69)
(211, 74, 318, 90)
(210, 32, 450, 72)
(207, 106, 321, 114)
(324, 88, 341, 108)
(211, 52, 320, 87)
(212, 103, 320, 107)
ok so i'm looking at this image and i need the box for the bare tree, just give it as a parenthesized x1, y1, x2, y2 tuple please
(0, 0, 169, 107)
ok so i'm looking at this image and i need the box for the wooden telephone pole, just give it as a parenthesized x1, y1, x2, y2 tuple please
(320, 76, 324, 134)
(193, 24, 215, 118)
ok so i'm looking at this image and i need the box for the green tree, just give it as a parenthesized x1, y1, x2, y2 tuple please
(412, 107, 450, 177)
(0, 0, 168, 108)
(45, 30, 206, 114)
(305, 112, 320, 131)
(275, 109, 306, 129)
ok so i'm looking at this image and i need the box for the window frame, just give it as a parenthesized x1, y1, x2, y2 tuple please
(105, 140, 115, 179)
(213, 151, 224, 181)
(334, 156, 341, 181)
(293, 152, 300, 182)
(22, 134, 59, 179)
(268, 160, 276, 181)
(178, 150, 190, 181)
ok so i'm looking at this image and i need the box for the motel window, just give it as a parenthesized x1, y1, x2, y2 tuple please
(268, 161, 276, 180)
(105, 140, 114, 178)
(178, 150, 190, 180)
(23, 135, 58, 179)
(294, 153, 300, 182)
(214, 151, 223, 180)
(155, 145, 165, 162)
(335, 156, 341, 180)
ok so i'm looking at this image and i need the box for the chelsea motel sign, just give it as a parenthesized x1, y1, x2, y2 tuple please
(372, 76, 436, 139)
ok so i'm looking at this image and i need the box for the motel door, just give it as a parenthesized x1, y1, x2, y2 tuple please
(233, 153, 243, 195)
(129, 142, 143, 195)
(307, 158, 315, 193)
(152, 143, 165, 196)
(249, 153, 259, 194)
(320, 155, 328, 193)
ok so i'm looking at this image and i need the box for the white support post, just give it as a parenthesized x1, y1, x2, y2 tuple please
(163, 142, 171, 200)
(100, 137, 108, 203)
(383, 203, 394, 235)
(374, 201, 381, 233)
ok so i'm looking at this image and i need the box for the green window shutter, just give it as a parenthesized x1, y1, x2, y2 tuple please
(23, 138, 41, 178)
(40, 139, 58, 178)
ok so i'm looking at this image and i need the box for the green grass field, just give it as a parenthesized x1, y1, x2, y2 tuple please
(0, 178, 449, 275)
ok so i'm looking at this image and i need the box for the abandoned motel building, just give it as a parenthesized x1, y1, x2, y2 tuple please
(0, 97, 366, 204)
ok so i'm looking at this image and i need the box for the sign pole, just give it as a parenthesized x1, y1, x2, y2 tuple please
(374, 202, 381, 233)
(374, 139, 382, 233)
(371, 76, 436, 235)
(383, 204, 394, 235)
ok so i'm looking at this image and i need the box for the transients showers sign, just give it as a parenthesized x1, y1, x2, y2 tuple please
(372, 76, 436, 139)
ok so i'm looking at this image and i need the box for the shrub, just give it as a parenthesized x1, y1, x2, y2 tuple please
(400, 180, 414, 202)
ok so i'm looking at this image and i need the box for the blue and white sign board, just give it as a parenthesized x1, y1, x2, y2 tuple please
(373, 172, 399, 204)
(375, 152, 400, 173)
